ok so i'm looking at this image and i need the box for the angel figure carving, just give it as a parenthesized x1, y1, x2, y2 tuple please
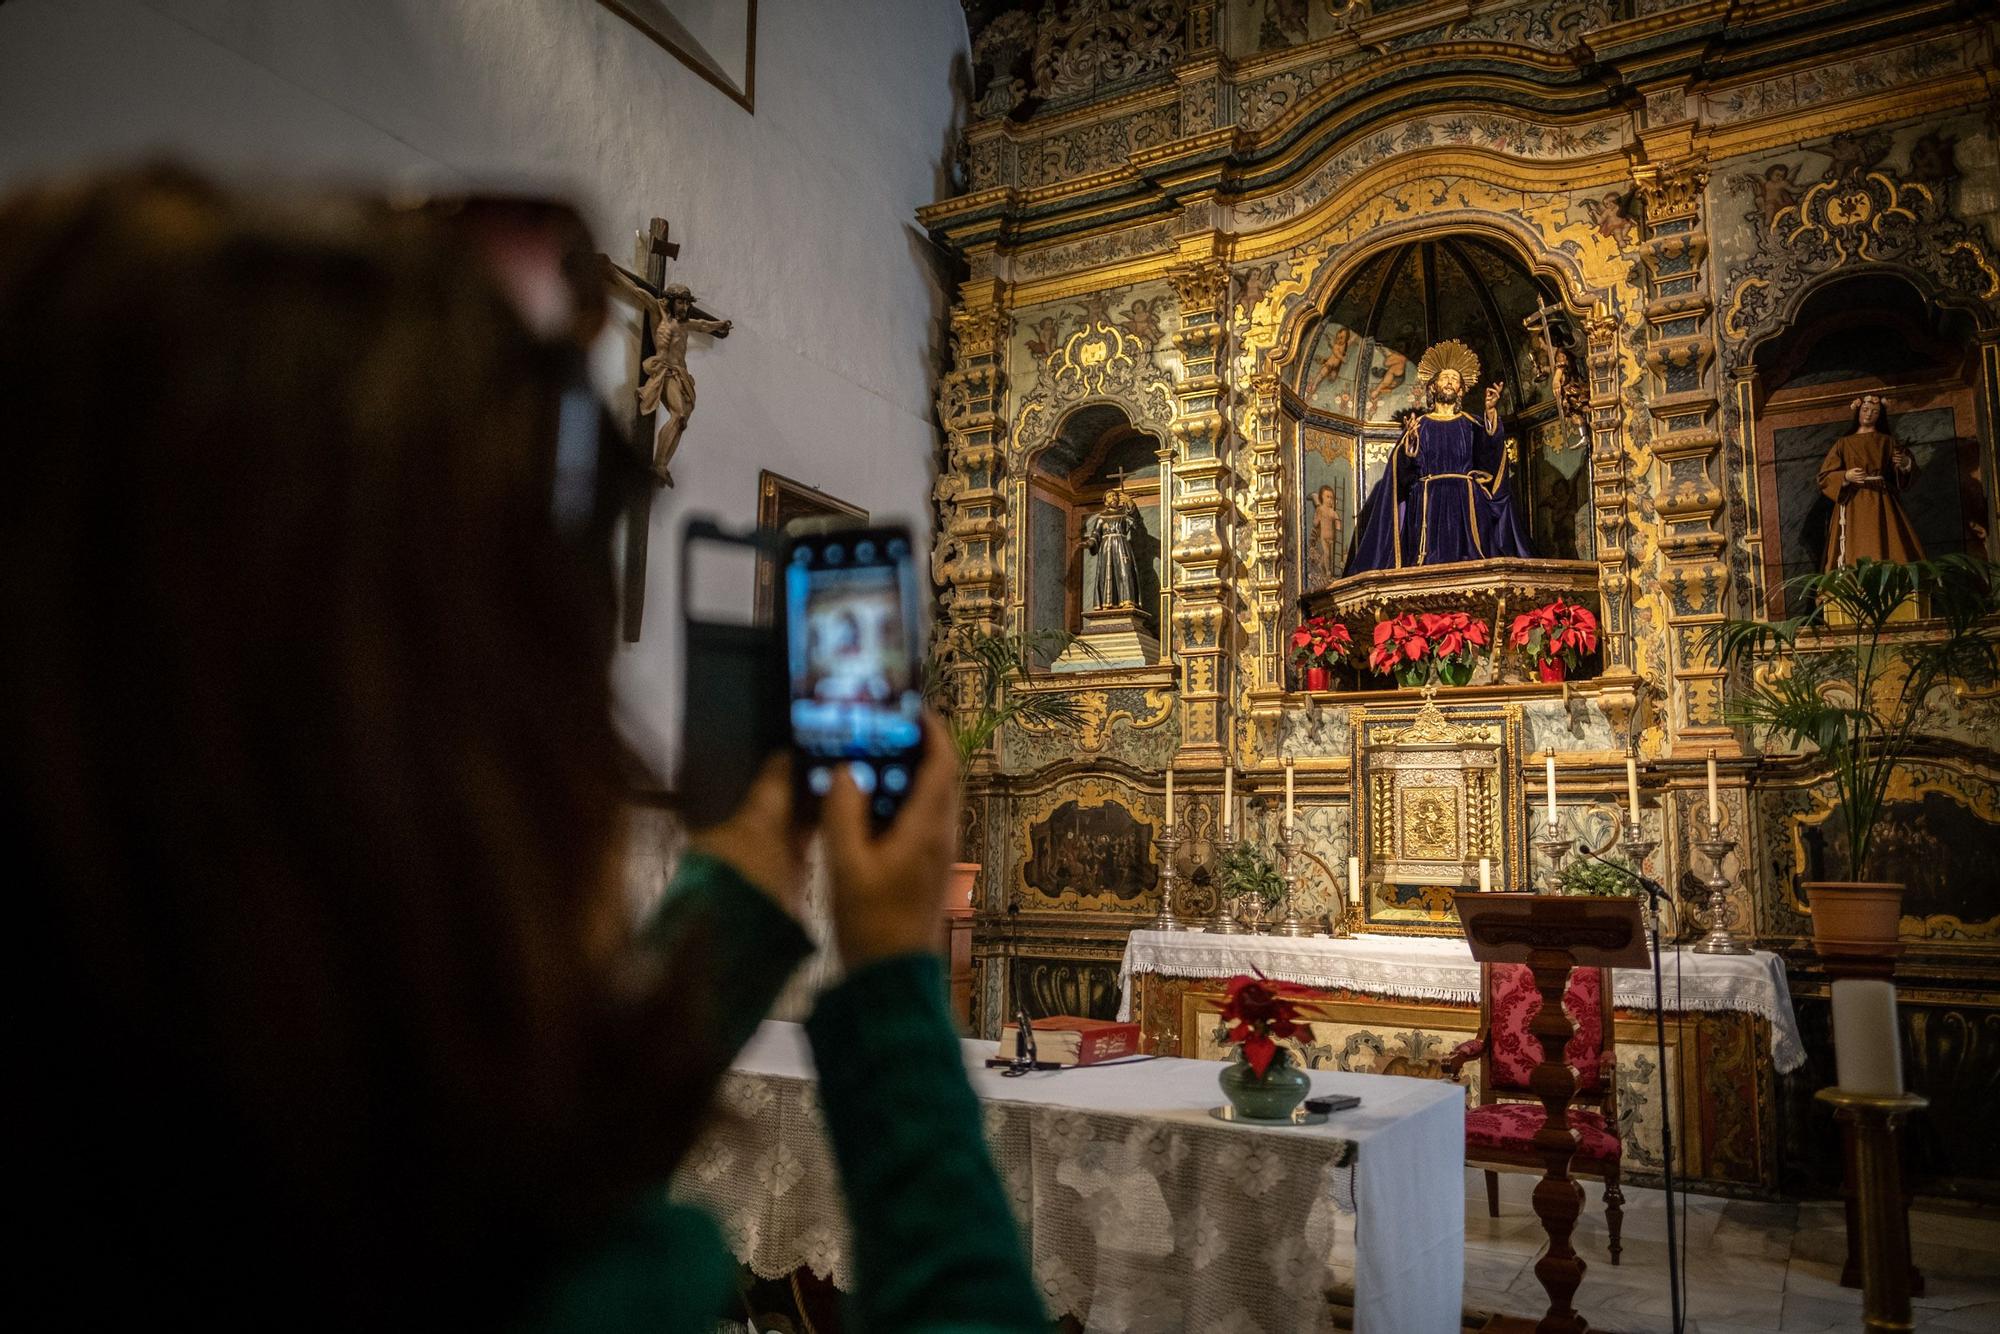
(1732, 163, 1801, 233)
(607, 263, 732, 485)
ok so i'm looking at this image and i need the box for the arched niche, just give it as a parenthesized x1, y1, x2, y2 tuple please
(1742, 269, 1990, 617)
(1284, 234, 1594, 586)
(1024, 401, 1165, 643)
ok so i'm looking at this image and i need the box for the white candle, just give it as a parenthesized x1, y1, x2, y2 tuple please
(1479, 857, 1492, 893)
(1347, 855, 1361, 904)
(1706, 749, 1720, 827)
(1223, 767, 1234, 833)
(1284, 759, 1296, 834)
(1626, 755, 1641, 823)
(1831, 978, 1904, 1096)
(1544, 752, 1557, 822)
(1164, 767, 1174, 829)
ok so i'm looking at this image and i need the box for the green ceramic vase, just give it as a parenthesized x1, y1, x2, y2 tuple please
(1436, 658, 1475, 687)
(1218, 1047, 1311, 1121)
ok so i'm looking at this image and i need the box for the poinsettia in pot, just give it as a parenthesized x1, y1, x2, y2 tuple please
(1216, 970, 1314, 1121)
(1290, 614, 1352, 692)
(1369, 610, 1491, 687)
(1711, 556, 2000, 955)
(1509, 597, 1599, 682)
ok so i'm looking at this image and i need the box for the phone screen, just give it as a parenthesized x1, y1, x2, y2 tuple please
(784, 527, 924, 822)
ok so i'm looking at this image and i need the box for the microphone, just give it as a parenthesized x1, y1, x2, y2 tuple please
(1578, 838, 1670, 903)
(1004, 905, 1038, 1076)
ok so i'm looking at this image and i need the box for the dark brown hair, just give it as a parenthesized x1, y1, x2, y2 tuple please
(4, 168, 720, 1327)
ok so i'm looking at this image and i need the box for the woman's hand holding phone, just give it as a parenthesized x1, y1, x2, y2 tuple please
(822, 712, 960, 967)
(687, 753, 810, 918)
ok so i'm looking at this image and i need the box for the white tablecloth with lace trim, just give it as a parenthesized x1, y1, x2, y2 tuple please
(675, 1020, 1465, 1334)
(1117, 931, 1806, 1073)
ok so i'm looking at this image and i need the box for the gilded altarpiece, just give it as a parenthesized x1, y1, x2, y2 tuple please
(929, 0, 2000, 1198)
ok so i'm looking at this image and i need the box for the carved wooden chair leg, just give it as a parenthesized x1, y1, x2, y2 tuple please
(1484, 1168, 1501, 1218)
(1604, 1165, 1624, 1266)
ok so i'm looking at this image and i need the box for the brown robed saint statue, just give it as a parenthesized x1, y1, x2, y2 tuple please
(1816, 393, 1923, 570)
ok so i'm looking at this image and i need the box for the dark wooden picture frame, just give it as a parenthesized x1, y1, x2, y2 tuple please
(754, 470, 868, 624)
(597, 0, 757, 112)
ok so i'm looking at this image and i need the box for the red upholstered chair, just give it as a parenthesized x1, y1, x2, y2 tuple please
(1442, 962, 1625, 1263)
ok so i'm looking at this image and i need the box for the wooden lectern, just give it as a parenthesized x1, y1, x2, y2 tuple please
(1455, 893, 1647, 1334)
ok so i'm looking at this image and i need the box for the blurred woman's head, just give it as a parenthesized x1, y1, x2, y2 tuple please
(3, 167, 691, 1326)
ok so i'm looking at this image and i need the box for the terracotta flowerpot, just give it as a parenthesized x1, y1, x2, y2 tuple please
(1537, 658, 1568, 682)
(947, 861, 981, 912)
(1303, 665, 1331, 692)
(1804, 881, 1906, 961)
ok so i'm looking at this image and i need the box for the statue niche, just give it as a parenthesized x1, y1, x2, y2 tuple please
(1744, 271, 1991, 617)
(1025, 404, 1163, 670)
(1287, 235, 1601, 677)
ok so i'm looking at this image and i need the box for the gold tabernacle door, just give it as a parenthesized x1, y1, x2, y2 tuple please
(1353, 692, 1529, 935)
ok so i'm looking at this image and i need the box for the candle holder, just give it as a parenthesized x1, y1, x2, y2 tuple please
(1204, 831, 1247, 934)
(1273, 829, 1315, 937)
(1331, 893, 1361, 938)
(1149, 825, 1190, 932)
(1618, 817, 1664, 933)
(1692, 818, 1751, 955)
(1533, 822, 1574, 895)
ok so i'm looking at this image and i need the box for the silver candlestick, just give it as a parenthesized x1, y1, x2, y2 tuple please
(1534, 821, 1574, 895)
(1619, 817, 1664, 936)
(1150, 825, 1190, 931)
(1204, 831, 1247, 934)
(1273, 828, 1314, 936)
(1692, 818, 1751, 954)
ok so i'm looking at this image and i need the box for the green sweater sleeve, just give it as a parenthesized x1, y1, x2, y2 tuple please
(639, 850, 814, 1059)
(805, 953, 1047, 1332)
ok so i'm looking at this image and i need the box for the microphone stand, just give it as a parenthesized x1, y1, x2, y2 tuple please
(1581, 828, 1685, 1334)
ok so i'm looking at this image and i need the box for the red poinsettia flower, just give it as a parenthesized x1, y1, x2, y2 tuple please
(1219, 970, 1309, 1078)
(1508, 598, 1600, 669)
(1290, 615, 1352, 668)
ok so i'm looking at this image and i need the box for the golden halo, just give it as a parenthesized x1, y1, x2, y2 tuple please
(1416, 339, 1481, 392)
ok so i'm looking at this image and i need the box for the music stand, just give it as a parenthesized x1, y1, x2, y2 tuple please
(1455, 893, 1647, 1334)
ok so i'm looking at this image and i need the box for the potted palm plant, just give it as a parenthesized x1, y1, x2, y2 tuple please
(1712, 556, 2000, 953)
(925, 626, 1097, 907)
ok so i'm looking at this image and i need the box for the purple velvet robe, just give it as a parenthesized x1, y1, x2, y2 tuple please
(1344, 410, 1535, 573)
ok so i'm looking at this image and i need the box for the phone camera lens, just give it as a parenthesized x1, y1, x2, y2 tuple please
(856, 541, 876, 562)
(824, 544, 844, 564)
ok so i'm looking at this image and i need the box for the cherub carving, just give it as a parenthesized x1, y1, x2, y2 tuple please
(1025, 315, 1062, 366)
(1579, 191, 1636, 247)
(1234, 262, 1279, 319)
(1731, 162, 1801, 233)
(1825, 129, 1891, 184)
(606, 264, 731, 485)
(1119, 297, 1165, 365)
(1306, 326, 1355, 400)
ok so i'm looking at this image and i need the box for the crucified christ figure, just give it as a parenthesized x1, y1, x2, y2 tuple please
(607, 261, 732, 484)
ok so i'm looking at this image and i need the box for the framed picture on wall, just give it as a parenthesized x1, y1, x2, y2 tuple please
(755, 470, 867, 624)
(597, 1, 757, 111)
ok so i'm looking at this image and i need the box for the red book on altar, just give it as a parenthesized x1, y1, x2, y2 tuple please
(997, 1016, 1141, 1066)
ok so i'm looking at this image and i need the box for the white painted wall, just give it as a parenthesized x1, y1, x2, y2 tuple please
(0, 0, 967, 777)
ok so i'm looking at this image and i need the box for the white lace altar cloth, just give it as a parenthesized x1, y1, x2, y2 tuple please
(675, 1021, 1466, 1334)
(1118, 931, 1806, 1073)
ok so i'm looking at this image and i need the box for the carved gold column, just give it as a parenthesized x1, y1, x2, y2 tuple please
(935, 276, 1010, 641)
(1244, 371, 1288, 747)
(1634, 157, 1738, 758)
(1167, 258, 1233, 764)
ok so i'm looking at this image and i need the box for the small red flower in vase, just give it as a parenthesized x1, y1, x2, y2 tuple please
(1368, 610, 1490, 686)
(1508, 597, 1600, 681)
(1219, 970, 1309, 1077)
(1289, 615, 1352, 692)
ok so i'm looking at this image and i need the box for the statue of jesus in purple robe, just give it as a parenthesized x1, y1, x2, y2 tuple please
(1343, 356, 1536, 573)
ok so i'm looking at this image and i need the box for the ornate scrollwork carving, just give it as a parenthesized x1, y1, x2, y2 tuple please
(1031, 0, 1187, 103)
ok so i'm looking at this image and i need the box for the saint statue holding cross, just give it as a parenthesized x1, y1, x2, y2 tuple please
(1345, 339, 1536, 572)
(1082, 475, 1143, 610)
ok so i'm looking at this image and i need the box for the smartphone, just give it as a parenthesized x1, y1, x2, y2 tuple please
(782, 525, 926, 825)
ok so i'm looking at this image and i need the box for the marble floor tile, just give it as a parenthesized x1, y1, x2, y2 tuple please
(1910, 1209, 2000, 1257)
(1778, 1290, 1867, 1331)
(1462, 1246, 1533, 1294)
(1924, 1299, 2000, 1330)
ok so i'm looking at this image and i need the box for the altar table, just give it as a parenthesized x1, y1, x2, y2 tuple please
(1117, 931, 1805, 1194)
(676, 1020, 1466, 1333)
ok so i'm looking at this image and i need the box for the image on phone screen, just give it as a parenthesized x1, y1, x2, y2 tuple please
(784, 529, 924, 821)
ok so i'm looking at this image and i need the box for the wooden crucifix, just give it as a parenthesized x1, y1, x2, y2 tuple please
(604, 217, 733, 640)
